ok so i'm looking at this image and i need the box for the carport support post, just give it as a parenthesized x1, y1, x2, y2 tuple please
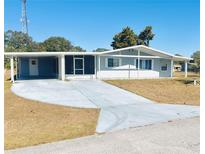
(10, 56, 14, 83)
(95, 55, 97, 79)
(171, 59, 173, 78)
(61, 55, 65, 81)
(98, 56, 101, 78)
(185, 60, 188, 78)
(58, 57, 61, 79)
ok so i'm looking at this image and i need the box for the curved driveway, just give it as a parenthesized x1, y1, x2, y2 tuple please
(12, 79, 200, 133)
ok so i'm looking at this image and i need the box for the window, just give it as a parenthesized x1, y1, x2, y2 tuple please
(136, 59, 152, 70)
(31, 60, 36, 65)
(161, 64, 167, 71)
(107, 58, 120, 68)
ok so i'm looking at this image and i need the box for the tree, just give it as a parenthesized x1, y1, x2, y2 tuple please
(138, 26, 155, 46)
(4, 30, 33, 52)
(111, 27, 138, 49)
(93, 48, 109, 52)
(42, 37, 72, 52)
(71, 46, 86, 52)
(191, 50, 200, 72)
(27, 42, 46, 52)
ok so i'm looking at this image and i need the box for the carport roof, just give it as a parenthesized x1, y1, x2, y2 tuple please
(4, 45, 192, 61)
(4, 51, 100, 57)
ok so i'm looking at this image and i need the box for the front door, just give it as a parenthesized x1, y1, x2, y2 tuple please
(74, 58, 84, 75)
(29, 58, 39, 76)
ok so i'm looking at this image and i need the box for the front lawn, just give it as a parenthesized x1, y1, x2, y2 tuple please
(4, 79, 99, 149)
(106, 74, 199, 106)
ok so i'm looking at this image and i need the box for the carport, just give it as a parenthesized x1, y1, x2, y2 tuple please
(18, 56, 59, 79)
(5, 53, 62, 82)
(5, 52, 99, 83)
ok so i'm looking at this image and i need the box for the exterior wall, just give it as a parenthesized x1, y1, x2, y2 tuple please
(97, 56, 171, 79)
(19, 57, 29, 77)
(154, 58, 171, 77)
(19, 57, 58, 78)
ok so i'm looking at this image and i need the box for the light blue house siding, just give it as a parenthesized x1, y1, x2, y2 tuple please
(19, 57, 58, 79)
(19, 57, 29, 77)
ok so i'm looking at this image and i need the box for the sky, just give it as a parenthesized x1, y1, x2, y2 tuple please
(4, 0, 199, 56)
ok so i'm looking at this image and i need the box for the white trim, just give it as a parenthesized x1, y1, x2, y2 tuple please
(98, 56, 101, 73)
(66, 74, 95, 80)
(152, 59, 154, 70)
(61, 55, 65, 80)
(128, 63, 130, 79)
(105, 57, 108, 68)
(73, 57, 84, 75)
(58, 57, 61, 79)
(95, 55, 97, 79)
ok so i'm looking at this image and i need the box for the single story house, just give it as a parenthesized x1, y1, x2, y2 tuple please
(5, 45, 192, 82)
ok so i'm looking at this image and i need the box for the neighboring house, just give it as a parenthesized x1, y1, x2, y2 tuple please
(4, 45, 191, 82)
(174, 64, 182, 72)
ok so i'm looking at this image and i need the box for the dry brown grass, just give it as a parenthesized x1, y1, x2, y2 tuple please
(106, 73, 200, 106)
(173, 71, 200, 79)
(4, 72, 99, 149)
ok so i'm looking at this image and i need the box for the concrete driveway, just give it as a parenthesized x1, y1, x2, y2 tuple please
(12, 79, 200, 133)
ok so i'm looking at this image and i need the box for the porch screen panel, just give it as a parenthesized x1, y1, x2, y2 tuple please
(39, 57, 58, 77)
(65, 56, 73, 74)
(84, 56, 94, 74)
